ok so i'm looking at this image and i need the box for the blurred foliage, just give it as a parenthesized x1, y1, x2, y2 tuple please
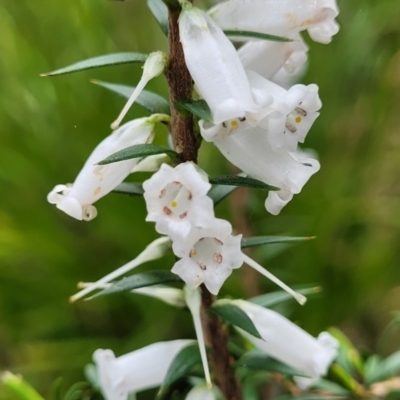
(0, 0, 400, 399)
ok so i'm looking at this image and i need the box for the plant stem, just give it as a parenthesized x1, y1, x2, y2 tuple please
(166, 5, 243, 399)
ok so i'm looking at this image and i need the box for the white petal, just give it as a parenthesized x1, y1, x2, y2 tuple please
(209, 0, 339, 44)
(94, 340, 194, 399)
(185, 385, 221, 400)
(172, 258, 205, 290)
(179, 5, 261, 124)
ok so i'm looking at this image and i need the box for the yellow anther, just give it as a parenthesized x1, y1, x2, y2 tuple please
(192, 249, 197, 256)
(295, 116, 302, 124)
(171, 201, 178, 208)
(230, 120, 239, 128)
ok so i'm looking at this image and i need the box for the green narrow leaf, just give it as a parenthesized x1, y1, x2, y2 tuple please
(175, 99, 212, 122)
(112, 182, 144, 196)
(209, 175, 279, 191)
(63, 382, 90, 400)
(224, 30, 293, 42)
(236, 352, 308, 377)
(241, 235, 316, 248)
(207, 184, 238, 206)
(41, 52, 148, 77)
(159, 344, 201, 392)
(92, 80, 170, 115)
(98, 144, 179, 165)
(248, 286, 321, 307)
(147, 0, 169, 35)
(1, 372, 45, 400)
(211, 303, 262, 339)
(91, 271, 182, 299)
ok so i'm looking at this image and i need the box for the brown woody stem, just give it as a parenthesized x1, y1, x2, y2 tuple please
(165, 4, 243, 399)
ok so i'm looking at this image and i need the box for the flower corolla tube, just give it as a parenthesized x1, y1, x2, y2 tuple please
(209, 0, 339, 44)
(93, 339, 193, 400)
(171, 219, 243, 295)
(179, 2, 270, 124)
(232, 300, 339, 388)
(47, 116, 167, 221)
(143, 162, 215, 239)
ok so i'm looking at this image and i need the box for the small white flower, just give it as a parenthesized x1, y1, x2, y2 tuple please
(179, 3, 268, 124)
(171, 219, 243, 295)
(238, 33, 308, 81)
(199, 120, 320, 215)
(209, 0, 339, 45)
(93, 339, 194, 400)
(143, 162, 215, 239)
(111, 52, 167, 129)
(48, 116, 168, 221)
(230, 300, 338, 388)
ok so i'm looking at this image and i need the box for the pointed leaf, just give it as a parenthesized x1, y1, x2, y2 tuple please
(236, 352, 308, 377)
(91, 271, 182, 299)
(147, 0, 169, 35)
(208, 184, 237, 206)
(209, 175, 279, 191)
(241, 235, 316, 248)
(175, 99, 212, 122)
(98, 144, 179, 165)
(224, 30, 293, 42)
(92, 80, 170, 115)
(112, 182, 144, 196)
(160, 344, 202, 390)
(211, 303, 262, 339)
(249, 286, 321, 307)
(41, 52, 148, 76)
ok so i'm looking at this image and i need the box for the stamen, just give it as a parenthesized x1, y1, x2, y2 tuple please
(230, 120, 239, 128)
(190, 249, 198, 257)
(295, 116, 302, 124)
(171, 201, 178, 208)
(179, 212, 188, 219)
(159, 188, 167, 199)
(214, 238, 223, 246)
(295, 107, 307, 117)
(198, 262, 207, 270)
(163, 206, 172, 215)
(239, 117, 246, 122)
(285, 122, 297, 133)
(222, 122, 227, 128)
(213, 253, 223, 264)
(242, 253, 307, 305)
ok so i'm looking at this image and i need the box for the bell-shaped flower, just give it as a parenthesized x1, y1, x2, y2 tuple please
(111, 52, 167, 129)
(171, 219, 243, 295)
(93, 339, 194, 400)
(143, 162, 215, 240)
(179, 2, 269, 124)
(48, 115, 169, 221)
(247, 70, 322, 151)
(238, 33, 308, 81)
(209, 0, 339, 44)
(199, 119, 320, 215)
(230, 300, 339, 388)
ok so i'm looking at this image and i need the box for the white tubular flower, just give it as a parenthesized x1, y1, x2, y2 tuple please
(179, 3, 268, 124)
(238, 33, 309, 80)
(47, 116, 167, 221)
(199, 121, 320, 215)
(93, 340, 194, 400)
(247, 70, 321, 152)
(209, 0, 339, 44)
(171, 219, 243, 295)
(111, 52, 167, 129)
(231, 300, 338, 388)
(143, 162, 215, 240)
(185, 384, 222, 400)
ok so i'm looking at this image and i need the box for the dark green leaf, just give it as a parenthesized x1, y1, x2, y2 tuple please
(160, 344, 201, 391)
(208, 184, 238, 206)
(112, 182, 144, 196)
(41, 52, 148, 76)
(248, 286, 321, 307)
(175, 99, 212, 122)
(211, 303, 262, 339)
(236, 352, 308, 377)
(241, 235, 316, 248)
(147, 0, 168, 35)
(63, 382, 90, 400)
(224, 30, 293, 42)
(91, 80, 170, 115)
(162, 0, 180, 9)
(91, 271, 182, 299)
(98, 144, 179, 165)
(209, 175, 279, 191)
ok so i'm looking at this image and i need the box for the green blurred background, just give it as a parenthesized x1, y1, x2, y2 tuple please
(0, 0, 400, 398)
